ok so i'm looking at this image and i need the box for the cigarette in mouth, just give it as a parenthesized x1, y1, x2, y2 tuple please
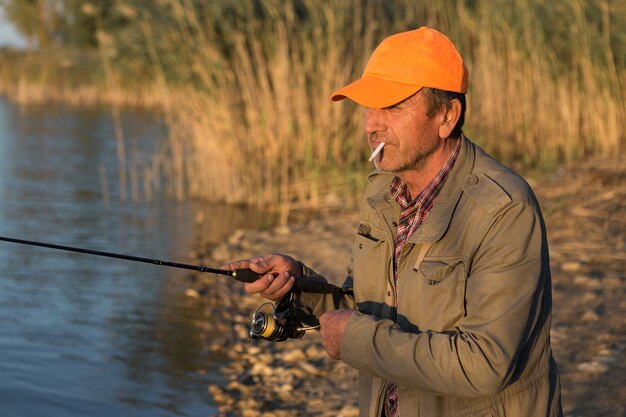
(368, 142, 385, 162)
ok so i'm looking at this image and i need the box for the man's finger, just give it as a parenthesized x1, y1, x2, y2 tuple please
(261, 274, 295, 300)
(243, 273, 274, 294)
(262, 272, 290, 294)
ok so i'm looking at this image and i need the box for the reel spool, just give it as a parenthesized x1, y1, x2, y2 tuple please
(248, 294, 318, 342)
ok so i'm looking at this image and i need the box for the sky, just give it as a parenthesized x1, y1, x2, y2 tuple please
(0, 8, 27, 49)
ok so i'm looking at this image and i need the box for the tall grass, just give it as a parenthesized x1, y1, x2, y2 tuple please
(461, 0, 626, 167)
(129, 1, 378, 209)
(1, 0, 624, 210)
(124, 0, 624, 209)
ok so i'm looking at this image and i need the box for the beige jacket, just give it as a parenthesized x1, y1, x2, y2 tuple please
(296, 137, 562, 417)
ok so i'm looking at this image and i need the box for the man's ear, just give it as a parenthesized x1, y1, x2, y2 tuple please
(438, 99, 462, 139)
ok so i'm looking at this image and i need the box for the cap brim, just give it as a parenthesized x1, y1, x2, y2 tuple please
(330, 76, 421, 108)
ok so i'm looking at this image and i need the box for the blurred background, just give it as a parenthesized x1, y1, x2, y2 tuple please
(0, 0, 624, 210)
(0, 1, 623, 417)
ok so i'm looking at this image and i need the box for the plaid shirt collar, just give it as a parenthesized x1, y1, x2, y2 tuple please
(390, 138, 461, 248)
(390, 138, 461, 212)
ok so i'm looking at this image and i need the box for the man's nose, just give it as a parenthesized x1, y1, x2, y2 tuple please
(364, 108, 386, 135)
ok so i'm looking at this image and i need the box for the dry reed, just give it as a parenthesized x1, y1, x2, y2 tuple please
(137, 0, 624, 209)
(136, 0, 376, 210)
(1, 0, 624, 210)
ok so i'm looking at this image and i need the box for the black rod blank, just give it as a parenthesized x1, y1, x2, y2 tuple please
(0, 235, 230, 275)
(0, 235, 352, 294)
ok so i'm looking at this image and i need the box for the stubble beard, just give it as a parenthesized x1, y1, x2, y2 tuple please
(377, 142, 439, 175)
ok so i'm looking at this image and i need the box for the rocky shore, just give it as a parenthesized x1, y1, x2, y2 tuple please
(184, 158, 625, 417)
(184, 213, 360, 417)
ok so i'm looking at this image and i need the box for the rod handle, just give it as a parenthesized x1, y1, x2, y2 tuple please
(231, 268, 260, 283)
(230, 268, 352, 294)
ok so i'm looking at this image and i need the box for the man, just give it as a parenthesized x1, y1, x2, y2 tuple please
(223, 27, 562, 417)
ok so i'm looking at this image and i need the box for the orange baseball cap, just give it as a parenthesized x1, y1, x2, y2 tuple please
(330, 27, 468, 108)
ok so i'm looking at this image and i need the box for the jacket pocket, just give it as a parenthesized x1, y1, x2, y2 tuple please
(351, 222, 388, 301)
(418, 258, 464, 285)
(404, 256, 466, 331)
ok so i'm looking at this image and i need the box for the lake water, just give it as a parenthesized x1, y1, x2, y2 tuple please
(0, 98, 276, 416)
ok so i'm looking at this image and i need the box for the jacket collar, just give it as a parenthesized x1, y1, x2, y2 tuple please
(409, 136, 475, 243)
(366, 173, 399, 240)
(366, 136, 476, 244)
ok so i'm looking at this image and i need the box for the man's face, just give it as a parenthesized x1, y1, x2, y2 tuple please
(364, 90, 443, 173)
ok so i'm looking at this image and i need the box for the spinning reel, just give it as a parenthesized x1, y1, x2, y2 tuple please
(248, 292, 319, 342)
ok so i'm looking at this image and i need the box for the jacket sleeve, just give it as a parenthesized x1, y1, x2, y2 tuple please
(291, 262, 356, 326)
(340, 200, 550, 398)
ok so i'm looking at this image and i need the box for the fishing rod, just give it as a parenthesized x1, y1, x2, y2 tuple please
(0, 235, 351, 295)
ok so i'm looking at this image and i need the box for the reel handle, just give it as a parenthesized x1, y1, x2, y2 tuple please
(231, 268, 352, 294)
